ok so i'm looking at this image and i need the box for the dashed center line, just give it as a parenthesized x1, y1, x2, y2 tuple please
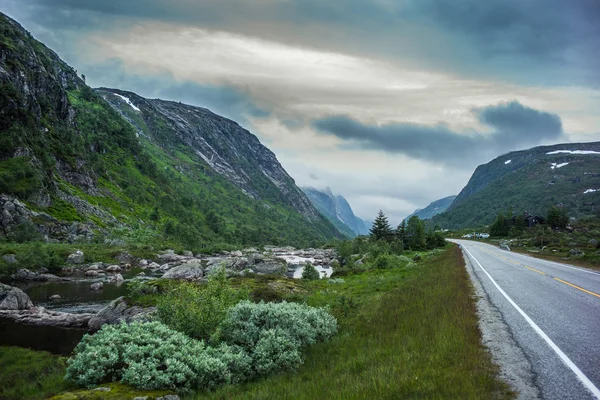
(525, 266, 546, 275)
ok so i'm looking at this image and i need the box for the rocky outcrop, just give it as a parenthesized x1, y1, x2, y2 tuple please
(10, 268, 66, 282)
(0, 307, 94, 328)
(67, 250, 85, 264)
(0, 283, 33, 310)
(88, 297, 156, 332)
(162, 261, 204, 281)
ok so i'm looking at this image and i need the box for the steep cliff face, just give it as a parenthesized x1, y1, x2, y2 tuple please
(97, 88, 320, 221)
(0, 12, 340, 246)
(433, 142, 600, 229)
(301, 187, 370, 236)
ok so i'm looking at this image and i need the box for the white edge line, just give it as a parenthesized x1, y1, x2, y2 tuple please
(461, 245, 600, 399)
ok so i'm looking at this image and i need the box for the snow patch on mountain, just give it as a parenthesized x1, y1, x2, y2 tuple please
(113, 94, 141, 112)
(547, 150, 600, 155)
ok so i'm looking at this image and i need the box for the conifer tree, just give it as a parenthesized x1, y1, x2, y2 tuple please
(370, 210, 393, 242)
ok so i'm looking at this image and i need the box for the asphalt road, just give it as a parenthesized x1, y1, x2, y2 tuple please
(450, 239, 600, 400)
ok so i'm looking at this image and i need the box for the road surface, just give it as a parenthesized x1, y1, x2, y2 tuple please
(451, 239, 600, 400)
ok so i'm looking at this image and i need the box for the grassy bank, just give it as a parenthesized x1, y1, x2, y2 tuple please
(192, 245, 512, 399)
(0, 346, 71, 400)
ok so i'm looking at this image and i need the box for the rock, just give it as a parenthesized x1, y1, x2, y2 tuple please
(156, 396, 180, 400)
(148, 262, 161, 269)
(115, 251, 135, 264)
(231, 250, 243, 257)
(106, 265, 122, 272)
(139, 259, 149, 266)
(589, 239, 599, 248)
(0, 283, 33, 310)
(93, 387, 111, 392)
(88, 297, 156, 331)
(2, 254, 17, 264)
(137, 272, 146, 277)
(330, 259, 340, 268)
(85, 270, 99, 277)
(11, 269, 63, 282)
(90, 282, 103, 291)
(162, 261, 204, 281)
(252, 257, 288, 275)
(86, 265, 99, 271)
(0, 307, 93, 328)
(569, 249, 584, 256)
(182, 250, 194, 257)
(49, 294, 61, 301)
(67, 250, 85, 264)
(106, 273, 124, 283)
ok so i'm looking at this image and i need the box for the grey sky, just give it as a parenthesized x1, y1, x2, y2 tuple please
(2, 0, 599, 223)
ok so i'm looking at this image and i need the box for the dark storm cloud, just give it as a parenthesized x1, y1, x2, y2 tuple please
(313, 101, 565, 166)
(4, 0, 599, 86)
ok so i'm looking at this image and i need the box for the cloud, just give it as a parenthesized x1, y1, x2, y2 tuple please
(5, 0, 600, 86)
(313, 101, 565, 166)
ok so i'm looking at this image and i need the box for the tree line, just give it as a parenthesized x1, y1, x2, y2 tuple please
(369, 210, 445, 251)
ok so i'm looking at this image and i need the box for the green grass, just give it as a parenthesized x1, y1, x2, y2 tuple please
(190, 245, 512, 399)
(0, 346, 72, 400)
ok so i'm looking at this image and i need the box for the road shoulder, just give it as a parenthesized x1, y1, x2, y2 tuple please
(461, 249, 541, 400)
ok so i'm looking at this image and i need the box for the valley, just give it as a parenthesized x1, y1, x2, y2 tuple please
(1, 5, 599, 400)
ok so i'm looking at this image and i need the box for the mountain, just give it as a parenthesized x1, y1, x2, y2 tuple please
(405, 196, 456, 221)
(0, 12, 341, 246)
(301, 187, 370, 237)
(432, 142, 600, 229)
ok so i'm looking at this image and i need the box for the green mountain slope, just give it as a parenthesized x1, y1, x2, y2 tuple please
(405, 196, 456, 221)
(433, 142, 600, 229)
(0, 12, 341, 247)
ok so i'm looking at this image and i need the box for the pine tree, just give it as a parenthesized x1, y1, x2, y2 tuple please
(406, 216, 426, 250)
(370, 210, 393, 242)
(547, 206, 569, 229)
(396, 220, 407, 250)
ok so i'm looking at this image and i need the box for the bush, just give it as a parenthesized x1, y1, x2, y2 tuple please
(218, 301, 337, 377)
(219, 301, 337, 350)
(301, 262, 320, 280)
(65, 321, 215, 392)
(17, 243, 63, 272)
(157, 268, 249, 340)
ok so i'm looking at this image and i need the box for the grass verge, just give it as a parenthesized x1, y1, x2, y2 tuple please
(191, 245, 513, 399)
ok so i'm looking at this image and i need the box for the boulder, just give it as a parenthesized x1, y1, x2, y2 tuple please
(67, 250, 85, 264)
(2, 254, 17, 264)
(49, 294, 61, 301)
(85, 270, 100, 277)
(106, 273, 124, 283)
(182, 250, 194, 257)
(90, 282, 103, 291)
(588, 239, 599, 248)
(231, 250, 243, 257)
(162, 261, 204, 281)
(88, 297, 156, 331)
(139, 259, 149, 266)
(569, 249, 584, 256)
(252, 257, 288, 275)
(0, 283, 33, 310)
(115, 251, 136, 264)
(106, 265, 122, 272)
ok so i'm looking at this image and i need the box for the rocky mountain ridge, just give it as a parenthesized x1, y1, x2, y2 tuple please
(301, 187, 370, 236)
(405, 195, 456, 221)
(0, 12, 341, 246)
